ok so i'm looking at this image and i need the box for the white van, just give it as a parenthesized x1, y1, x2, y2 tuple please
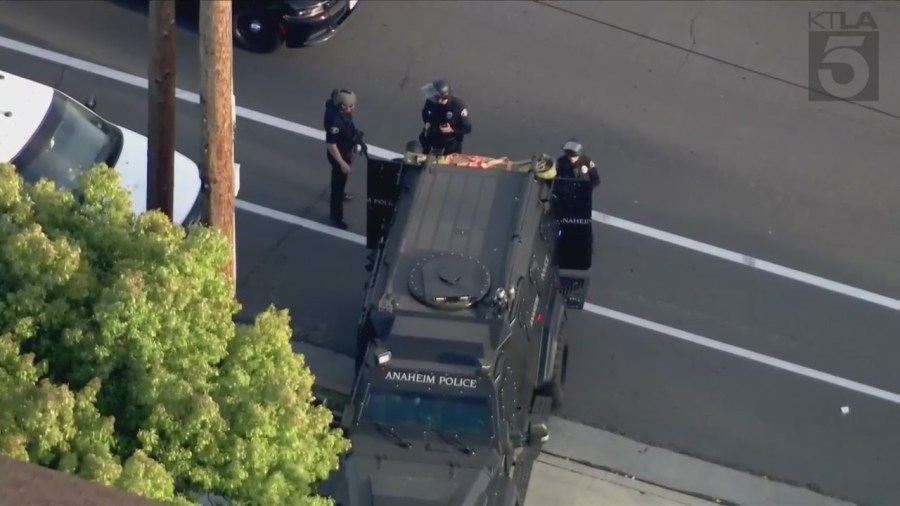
(0, 70, 207, 225)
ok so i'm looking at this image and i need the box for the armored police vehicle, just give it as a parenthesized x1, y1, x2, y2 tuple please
(324, 150, 594, 506)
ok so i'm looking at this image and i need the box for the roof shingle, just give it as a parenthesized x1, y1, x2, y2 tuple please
(0, 456, 163, 506)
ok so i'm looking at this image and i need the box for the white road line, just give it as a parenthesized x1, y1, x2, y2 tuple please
(237, 197, 900, 406)
(236, 200, 365, 246)
(592, 212, 900, 312)
(2, 35, 899, 314)
(586, 303, 900, 405)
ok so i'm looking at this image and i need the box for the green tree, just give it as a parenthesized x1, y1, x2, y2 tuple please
(0, 163, 350, 505)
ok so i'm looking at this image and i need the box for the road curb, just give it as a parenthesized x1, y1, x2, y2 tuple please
(544, 417, 857, 506)
(528, 453, 717, 506)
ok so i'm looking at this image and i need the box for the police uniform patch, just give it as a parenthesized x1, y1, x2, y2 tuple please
(589, 161, 595, 168)
(329, 126, 339, 134)
(581, 165, 589, 174)
(460, 108, 468, 117)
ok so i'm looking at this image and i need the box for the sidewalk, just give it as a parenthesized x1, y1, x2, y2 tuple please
(525, 454, 717, 506)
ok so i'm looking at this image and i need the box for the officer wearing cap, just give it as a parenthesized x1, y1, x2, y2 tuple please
(556, 140, 600, 191)
(419, 79, 472, 155)
(324, 88, 360, 230)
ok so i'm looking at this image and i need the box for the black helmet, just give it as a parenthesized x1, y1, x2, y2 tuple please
(562, 140, 583, 156)
(432, 79, 451, 98)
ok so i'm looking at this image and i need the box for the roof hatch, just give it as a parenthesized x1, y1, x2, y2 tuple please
(407, 252, 491, 309)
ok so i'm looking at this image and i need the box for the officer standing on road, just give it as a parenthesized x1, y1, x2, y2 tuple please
(556, 140, 600, 192)
(324, 88, 360, 230)
(419, 79, 472, 155)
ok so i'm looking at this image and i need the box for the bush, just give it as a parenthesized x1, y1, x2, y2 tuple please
(0, 163, 350, 505)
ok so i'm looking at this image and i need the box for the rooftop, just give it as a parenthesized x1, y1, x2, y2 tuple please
(0, 455, 162, 506)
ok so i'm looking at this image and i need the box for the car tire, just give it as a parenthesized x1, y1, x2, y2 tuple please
(550, 312, 571, 412)
(233, 8, 283, 54)
(549, 343, 568, 412)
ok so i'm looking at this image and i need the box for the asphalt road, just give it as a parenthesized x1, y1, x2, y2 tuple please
(5, 0, 899, 297)
(2, 1, 899, 504)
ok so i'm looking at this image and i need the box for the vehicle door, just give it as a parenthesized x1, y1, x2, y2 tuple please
(519, 250, 550, 384)
(493, 359, 514, 474)
(498, 358, 526, 434)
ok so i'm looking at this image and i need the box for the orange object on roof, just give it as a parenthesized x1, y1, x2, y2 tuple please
(435, 153, 514, 171)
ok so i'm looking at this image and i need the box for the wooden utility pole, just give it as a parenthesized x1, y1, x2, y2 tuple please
(147, 0, 176, 220)
(199, 0, 236, 289)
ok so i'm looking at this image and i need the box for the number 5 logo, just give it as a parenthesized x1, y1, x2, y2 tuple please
(819, 35, 869, 98)
(809, 31, 879, 102)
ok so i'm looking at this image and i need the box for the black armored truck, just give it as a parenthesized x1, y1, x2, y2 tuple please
(323, 150, 594, 506)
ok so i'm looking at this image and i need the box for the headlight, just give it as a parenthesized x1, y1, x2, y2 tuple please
(291, 0, 331, 17)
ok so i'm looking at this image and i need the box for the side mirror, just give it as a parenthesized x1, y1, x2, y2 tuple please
(84, 94, 97, 110)
(508, 429, 526, 448)
(529, 423, 550, 445)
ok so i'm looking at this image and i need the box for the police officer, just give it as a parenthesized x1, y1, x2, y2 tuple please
(419, 79, 472, 155)
(556, 140, 600, 191)
(324, 88, 360, 230)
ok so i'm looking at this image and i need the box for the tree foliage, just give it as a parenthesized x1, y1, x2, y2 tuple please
(0, 163, 350, 505)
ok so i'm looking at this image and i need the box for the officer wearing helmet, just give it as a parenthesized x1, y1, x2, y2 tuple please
(556, 140, 600, 191)
(324, 88, 360, 230)
(419, 79, 472, 155)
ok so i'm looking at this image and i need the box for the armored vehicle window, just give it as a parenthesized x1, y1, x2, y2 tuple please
(360, 390, 493, 439)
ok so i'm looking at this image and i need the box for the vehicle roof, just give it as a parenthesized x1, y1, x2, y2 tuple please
(369, 159, 545, 362)
(378, 311, 500, 370)
(0, 71, 54, 163)
(380, 161, 535, 314)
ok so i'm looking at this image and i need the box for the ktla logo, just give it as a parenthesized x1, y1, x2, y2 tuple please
(808, 11, 879, 102)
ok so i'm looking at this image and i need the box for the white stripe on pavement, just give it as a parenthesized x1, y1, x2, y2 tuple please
(592, 212, 900, 312)
(237, 198, 900, 406)
(586, 303, 900, 405)
(236, 200, 365, 246)
(1, 34, 898, 314)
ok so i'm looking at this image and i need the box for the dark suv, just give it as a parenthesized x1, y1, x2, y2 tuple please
(231, 0, 359, 53)
(233, 0, 359, 52)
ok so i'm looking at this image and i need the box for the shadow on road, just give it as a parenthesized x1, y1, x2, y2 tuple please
(108, 0, 201, 34)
